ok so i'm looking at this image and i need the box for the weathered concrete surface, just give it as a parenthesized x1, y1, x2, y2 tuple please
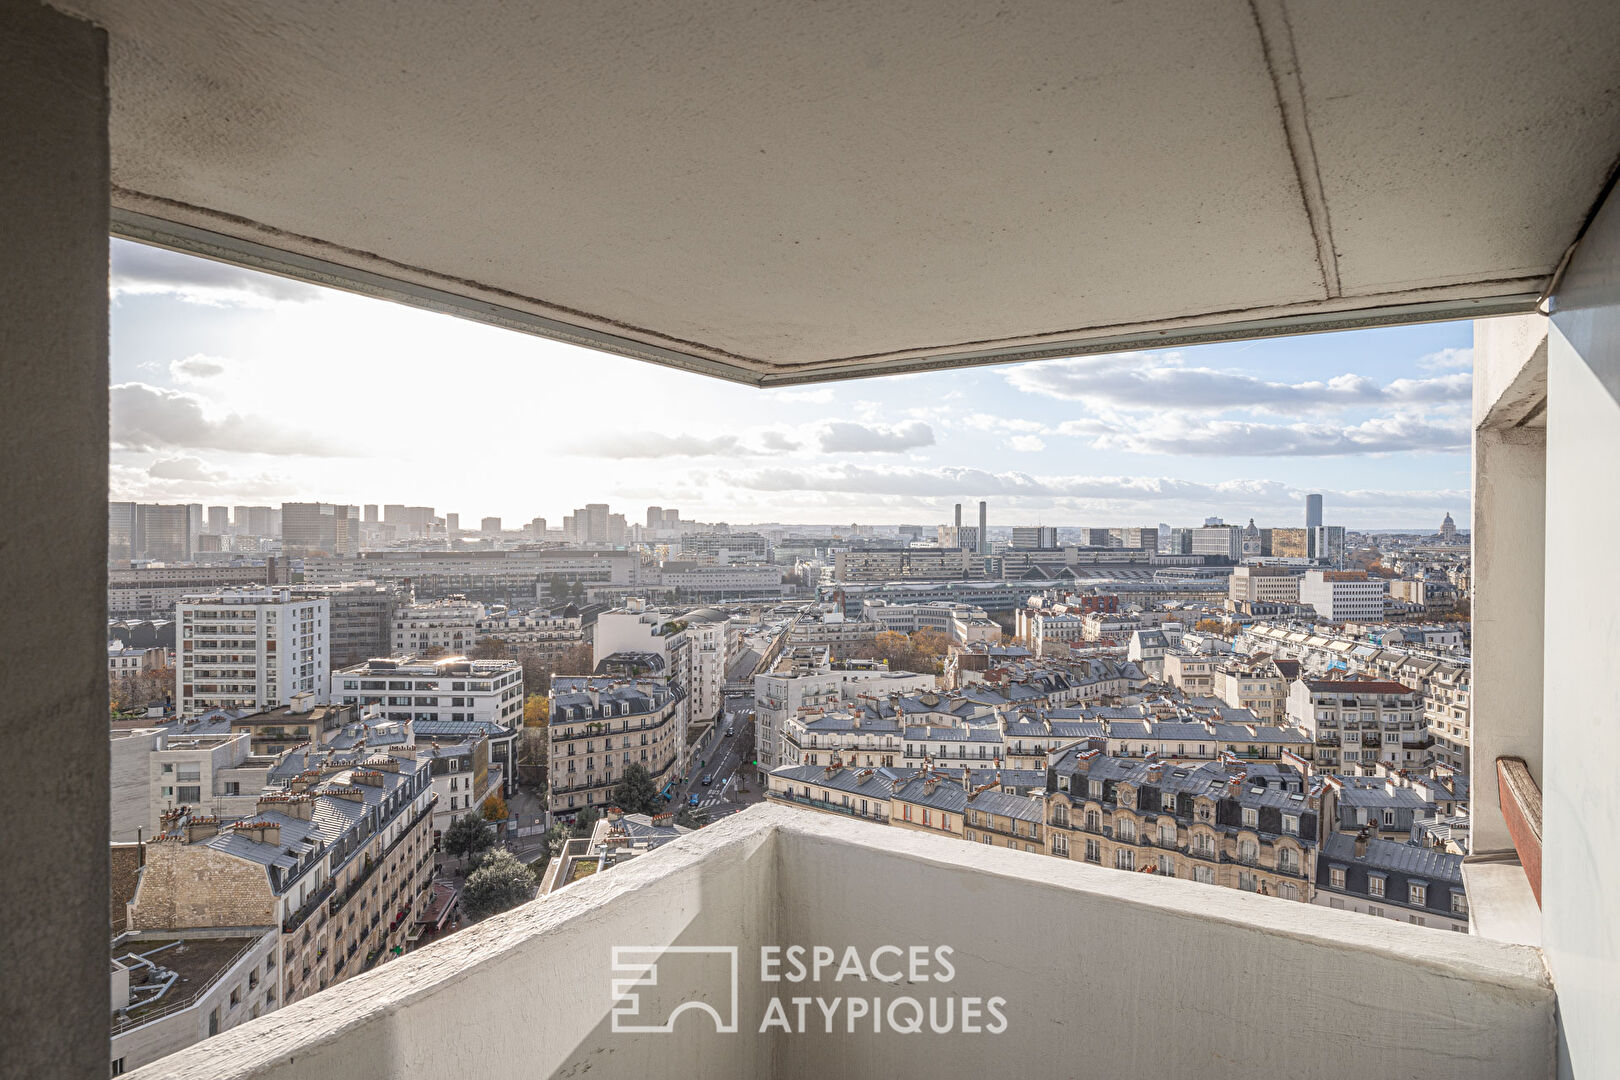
(1470, 315, 1547, 857)
(0, 5, 108, 1079)
(129, 806, 1554, 1079)
(1546, 179, 1620, 1080)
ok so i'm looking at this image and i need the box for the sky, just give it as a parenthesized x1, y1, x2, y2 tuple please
(109, 239, 1473, 531)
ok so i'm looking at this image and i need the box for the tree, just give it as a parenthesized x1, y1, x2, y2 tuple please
(482, 792, 508, 822)
(570, 579, 586, 599)
(547, 573, 569, 602)
(523, 694, 549, 726)
(517, 649, 552, 697)
(553, 644, 595, 676)
(471, 637, 510, 659)
(571, 805, 600, 837)
(1193, 618, 1228, 635)
(442, 812, 495, 863)
(459, 848, 536, 921)
(610, 763, 664, 815)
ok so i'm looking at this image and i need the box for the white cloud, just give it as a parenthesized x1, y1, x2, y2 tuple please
(818, 420, 935, 453)
(112, 240, 320, 308)
(1006, 351, 1469, 413)
(1418, 347, 1473, 371)
(1083, 411, 1469, 457)
(757, 430, 802, 452)
(169, 354, 229, 382)
(147, 456, 227, 482)
(570, 432, 742, 459)
(1008, 435, 1046, 452)
(110, 383, 357, 457)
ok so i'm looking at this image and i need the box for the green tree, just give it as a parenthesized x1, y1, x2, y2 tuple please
(548, 573, 569, 602)
(610, 762, 664, 815)
(571, 805, 600, 837)
(459, 848, 536, 920)
(442, 812, 495, 863)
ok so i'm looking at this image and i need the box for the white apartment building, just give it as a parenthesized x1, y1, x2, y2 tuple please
(474, 609, 586, 659)
(1227, 564, 1303, 605)
(656, 561, 786, 599)
(1299, 570, 1387, 622)
(862, 599, 998, 644)
(391, 595, 485, 655)
(784, 607, 883, 656)
(592, 600, 736, 761)
(753, 649, 937, 768)
(109, 641, 167, 681)
(1286, 677, 1426, 777)
(176, 589, 329, 718)
(146, 730, 277, 832)
(332, 655, 525, 729)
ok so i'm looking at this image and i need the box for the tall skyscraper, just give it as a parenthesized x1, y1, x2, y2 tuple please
(136, 504, 193, 562)
(108, 502, 136, 562)
(481, 516, 502, 534)
(206, 506, 229, 534)
(445, 512, 459, 536)
(978, 501, 988, 556)
(281, 503, 360, 557)
(1305, 493, 1324, 557)
(647, 506, 664, 529)
(363, 504, 379, 524)
(954, 503, 962, 529)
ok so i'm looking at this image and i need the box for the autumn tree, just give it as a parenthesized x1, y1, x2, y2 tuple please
(482, 792, 508, 822)
(470, 637, 510, 659)
(459, 849, 535, 920)
(523, 694, 549, 726)
(610, 763, 664, 815)
(552, 644, 596, 676)
(109, 665, 175, 713)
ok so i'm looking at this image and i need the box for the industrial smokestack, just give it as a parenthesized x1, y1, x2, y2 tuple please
(954, 503, 962, 528)
(978, 501, 988, 556)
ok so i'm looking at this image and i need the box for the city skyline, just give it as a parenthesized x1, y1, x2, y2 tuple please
(111, 240, 1473, 529)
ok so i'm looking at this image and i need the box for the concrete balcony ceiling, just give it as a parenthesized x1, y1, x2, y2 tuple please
(60, 0, 1620, 384)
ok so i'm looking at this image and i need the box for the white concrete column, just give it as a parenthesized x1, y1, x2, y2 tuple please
(1468, 316, 1547, 856)
(1545, 177, 1620, 1080)
(0, 5, 109, 1079)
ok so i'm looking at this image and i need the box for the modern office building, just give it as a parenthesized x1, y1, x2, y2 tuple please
(1314, 525, 1347, 568)
(1299, 569, 1386, 623)
(280, 503, 360, 558)
(292, 582, 395, 668)
(1010, 525, 1058, 549)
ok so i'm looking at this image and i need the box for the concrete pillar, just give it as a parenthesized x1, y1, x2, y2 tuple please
(1545, 178, 1620, 1080)
(1468, 316, 1547, 857)
(0, 5, 109, 1079)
